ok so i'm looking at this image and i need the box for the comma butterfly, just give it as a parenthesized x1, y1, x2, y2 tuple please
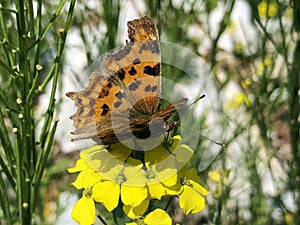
(66, 15, 187, 146)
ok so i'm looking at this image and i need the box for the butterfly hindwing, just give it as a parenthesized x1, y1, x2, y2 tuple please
(67, 16, 187, 145)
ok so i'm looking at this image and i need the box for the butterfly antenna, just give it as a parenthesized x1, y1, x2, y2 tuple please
(197, 133, 226, 148)
(170, 94, 225, 147)
(186, 94, 205, 109)
(177, 123, 226, 148)
(177, 94, 205, 115)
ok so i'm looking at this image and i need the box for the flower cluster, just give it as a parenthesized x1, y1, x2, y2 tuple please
(68, 136, 209, 225)
(258, 0, 278, 19)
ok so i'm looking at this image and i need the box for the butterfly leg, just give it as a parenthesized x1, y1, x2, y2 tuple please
(129, 140, 146, 165)
(162, 137, 177, 156)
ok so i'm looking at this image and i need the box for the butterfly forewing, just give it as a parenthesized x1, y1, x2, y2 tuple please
(67, 16, 187, 145)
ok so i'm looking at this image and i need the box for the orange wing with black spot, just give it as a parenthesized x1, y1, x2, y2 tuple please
(67, 16, 187, 145)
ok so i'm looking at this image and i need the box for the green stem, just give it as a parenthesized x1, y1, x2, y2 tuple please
(288, 38, 300, 224)
(32, 0, 76, 217)
(0, 174, 13, 225)
(27, 0, 35, 38)
(0, 108, 16, 185)
(0, 5, 18, 13)
(25, 69, 42, 104)
(209, 0, 235, 73)
(14, 1, 29, 223)
(39, 0, 76, 146)
(27, 0, 67, 51)
(31, 118, 59, 216)
(215, 200, 223, 225)
(0, 59, 18, 77)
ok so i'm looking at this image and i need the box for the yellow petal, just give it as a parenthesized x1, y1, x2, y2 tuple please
(81, 145, 117, 172)
(208, 170, 221, 183)
(68, 158, 88, 173)
(144, 135, 182, 164)
(160, 174, 177, 187)
(144, 209, 172, 225)
(109, 142, 132, 160)
(121, 184, 147, 207)
(148, 182, 165, 199)
(71, 196, 96, 225)
(123, 200, 149, 219)
(72, 170, 102, 190)
(181, 167, 202, 184)
(92, 180, 120, 211)
(81, 170, 102, 188)
(122, 158, 145, 186)
(179, 186, 206, 214)
(165, 182, 182, 195)
(191, 180, 209, 196)
(71, 171, 85, 189)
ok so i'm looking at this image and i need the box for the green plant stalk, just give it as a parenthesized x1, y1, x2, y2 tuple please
(253, 11, 288, 61)
(102, 0, 120, 50)
(0, 173, 12, 225)
(27, 0, 67, 51)
(27, 0, 35, 37)
(0, 153, 15, 187)
(25, 69, 42, 104)
(15, 127, 25, 224)
(0, 108, 14, 158)
(276, 0, 289, 68)
(209, 0, 235, 72)
(30, 119, 59, 217)
(0, 98, 19, 178)
(0, 109, 16, 187)
(0, 10, 9, 37)
(293, 0, 300, 32)
(97, 214, 108, 225)
(14, 0, 29, 223)
(32, 0, 42, 80)
(33, 0, 76, 218)
(288, 39, 300, 224)
(0, 0, 76, 223)
(39, 0, 75, 145)
(0, 59, 18, 77)
(215, 200, 223, 225)
(0, 28, 18, 73)
(36, 62, 56, 99)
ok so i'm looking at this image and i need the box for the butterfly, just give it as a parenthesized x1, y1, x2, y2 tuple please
(66, 15, 187, 146)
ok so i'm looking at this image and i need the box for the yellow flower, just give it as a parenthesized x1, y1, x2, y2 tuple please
(284, 213, 295, 225)
(225, 19, 237, 33)
(208, 170, 221, 183)
(241, 78, 252, 90)
(69, 135, 208, 223)
(70, 170, 102, 225)
(264, 56, 272, 66)
(81, 145, 148, 209)
(71, 193, 96, 225)
(234, 42, 244, 55)
(225, 92, 251, 110)
(67, 158, 89, 173)
(126, 208, 172, 225)
(256, 56, 272, 76)
(208, 170, 230, 199)
(175, 167, 209, 214)
(143, 135, 194, 199)
(284, 6, 293, 19)
(256, 60, 265, 75)
(258, 0, 278, 19)
(123, 200, 149, 220)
